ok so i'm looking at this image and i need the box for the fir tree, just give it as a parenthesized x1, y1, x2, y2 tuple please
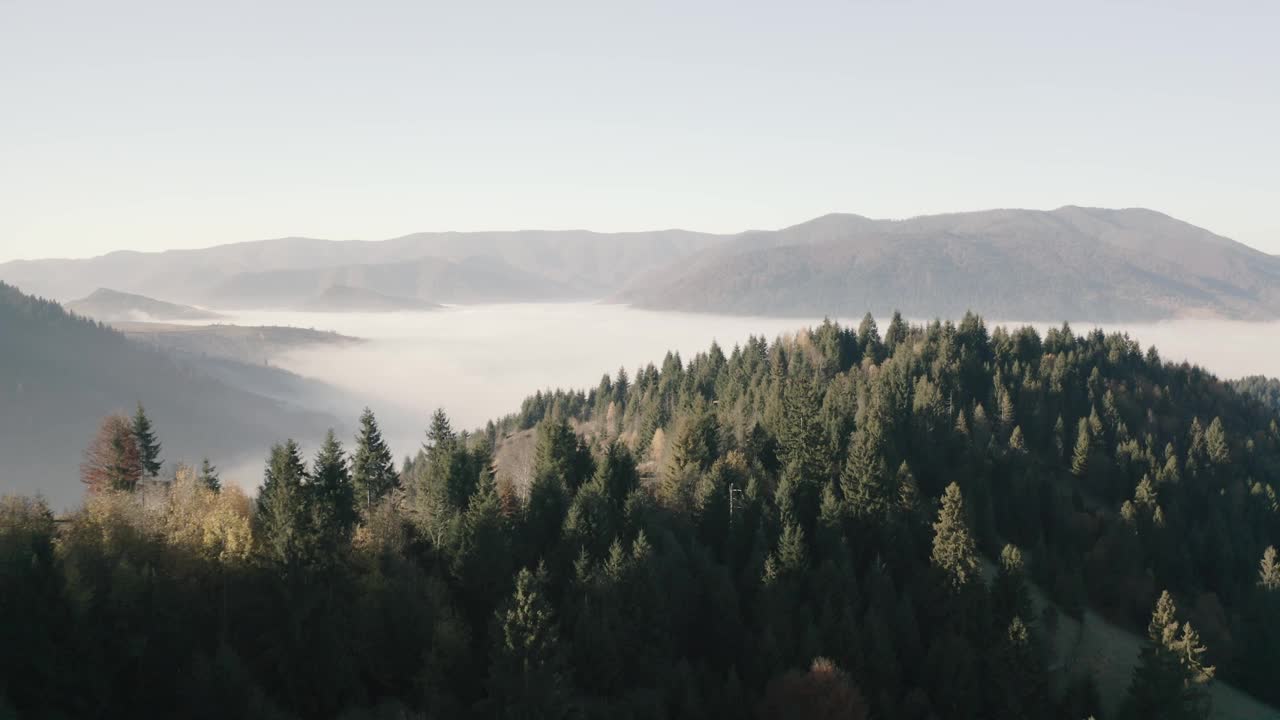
(198, 457, 221, 492)
(310, 430, 356, 551)
(884, 310, 909, 356)
(352, 407, 399, 512)
(841, 418, 891, 522)
(931, 482, 979, 590)
(1205, 417, 1229, 466)
(486, 566, 574, 719)
(1259, 546, 1280, 591)
(131, 402, 163, 478)
(256, 440, 310, 569)
(1126, 590, 1214, 720)
(1071, 416, 1091, 478)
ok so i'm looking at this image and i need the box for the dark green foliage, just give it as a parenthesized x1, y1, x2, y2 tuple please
(310, 430, 357, 552)
(931, 483, 979, 590)
(198, 457, 221, 492)
(1125, 590, 1215, 719)
(256, 440, 310, 569)
(485, 566, 575, 719)
(4, 314, 1280, 718)
(352, 407, 398, 512)
(132, 402, 163, 477)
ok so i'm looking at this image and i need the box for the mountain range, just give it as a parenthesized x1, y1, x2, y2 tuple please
(2, 207, 1277, 321)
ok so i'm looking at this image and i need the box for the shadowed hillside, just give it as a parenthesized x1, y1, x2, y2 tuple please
(0, 282, 339, 507)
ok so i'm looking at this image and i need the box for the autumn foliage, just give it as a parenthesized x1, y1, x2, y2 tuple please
(758, 658, 869, 720)
(80, 414, 143, 494)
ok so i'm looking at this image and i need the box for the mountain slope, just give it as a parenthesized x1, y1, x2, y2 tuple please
(65, 288, 223, 322)
(0, 282, 340, 507)
(616, 207, 1280, 321)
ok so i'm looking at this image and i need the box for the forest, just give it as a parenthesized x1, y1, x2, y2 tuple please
(2, 313, 1278, 719)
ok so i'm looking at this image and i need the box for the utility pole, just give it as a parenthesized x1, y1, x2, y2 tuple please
(728, 482, 745, 526)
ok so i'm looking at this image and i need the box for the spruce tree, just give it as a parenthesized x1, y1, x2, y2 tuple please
(841, 419, 891, 521)
(310, 430, 356, 551)
(1259, 546, 1280, 591)
(132, 402, 163, 478)
(486, 566, 574, 719)
(1205, 417, 1229, 466)
(198, 457, 221, 492)
(352, 407, 398, 512)
(884, 310, 908, 356)
(1126, 590, 1214, 720)
(1071, 417, 1091, 478)
(256, 440, 310, 568)
(931, 482, 979, 590)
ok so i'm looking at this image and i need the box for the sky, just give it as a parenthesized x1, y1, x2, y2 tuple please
(2, 0, 1278, 261)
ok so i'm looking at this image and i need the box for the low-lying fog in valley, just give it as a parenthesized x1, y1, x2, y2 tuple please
(199, 303, 1280, 492)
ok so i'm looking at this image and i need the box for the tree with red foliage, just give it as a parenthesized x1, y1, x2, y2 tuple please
(758, 658, 869, 720)
(80, 414, 143, 494)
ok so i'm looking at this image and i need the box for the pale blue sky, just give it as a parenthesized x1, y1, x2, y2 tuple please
(2, 0, 1277, 261)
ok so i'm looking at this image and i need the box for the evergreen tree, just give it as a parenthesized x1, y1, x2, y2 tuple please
(1259, 546, 1280, 591)
(931, 482, 979, 590)
(841, 419, 891, 522)
(1126, 590, 1214, 720)
(884, 310, 909, 356)
(256, 440, 311, 568)
(132, 402, 163, 478)
(352, 407, 399, 512)
(992, 544, 1033, 624)
(1071, 416, 1091, 478)
(310, 430, 357, 551)
(198, 457, 221, 492)
(1205, 417, 1229, 466)
(486, 566, 574, 719)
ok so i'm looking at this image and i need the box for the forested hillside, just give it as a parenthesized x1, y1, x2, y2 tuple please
(2, 314, 1277, 718)
(0, 282, 339, 506)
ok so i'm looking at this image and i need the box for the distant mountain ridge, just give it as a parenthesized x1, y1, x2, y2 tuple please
(66, 288, 223, 322)
(0, 229, 718, 308)
(2, 207, 1276, 321)
(618, 207, 1280, 321)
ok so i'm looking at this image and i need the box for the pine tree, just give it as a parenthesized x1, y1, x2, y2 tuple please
(486, 566, 574, 719)
(352, 407, 398, 512)
(256, 440, 310, 568)
(310, 430, 356, 551)
(1127, 590, 1214, 720)
(931, 482, 979, 590)
(198, 457, 221, 492)
(131, 402, 163, 478)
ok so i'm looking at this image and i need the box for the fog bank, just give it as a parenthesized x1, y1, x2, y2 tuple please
(205, 304, 1280, 480)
